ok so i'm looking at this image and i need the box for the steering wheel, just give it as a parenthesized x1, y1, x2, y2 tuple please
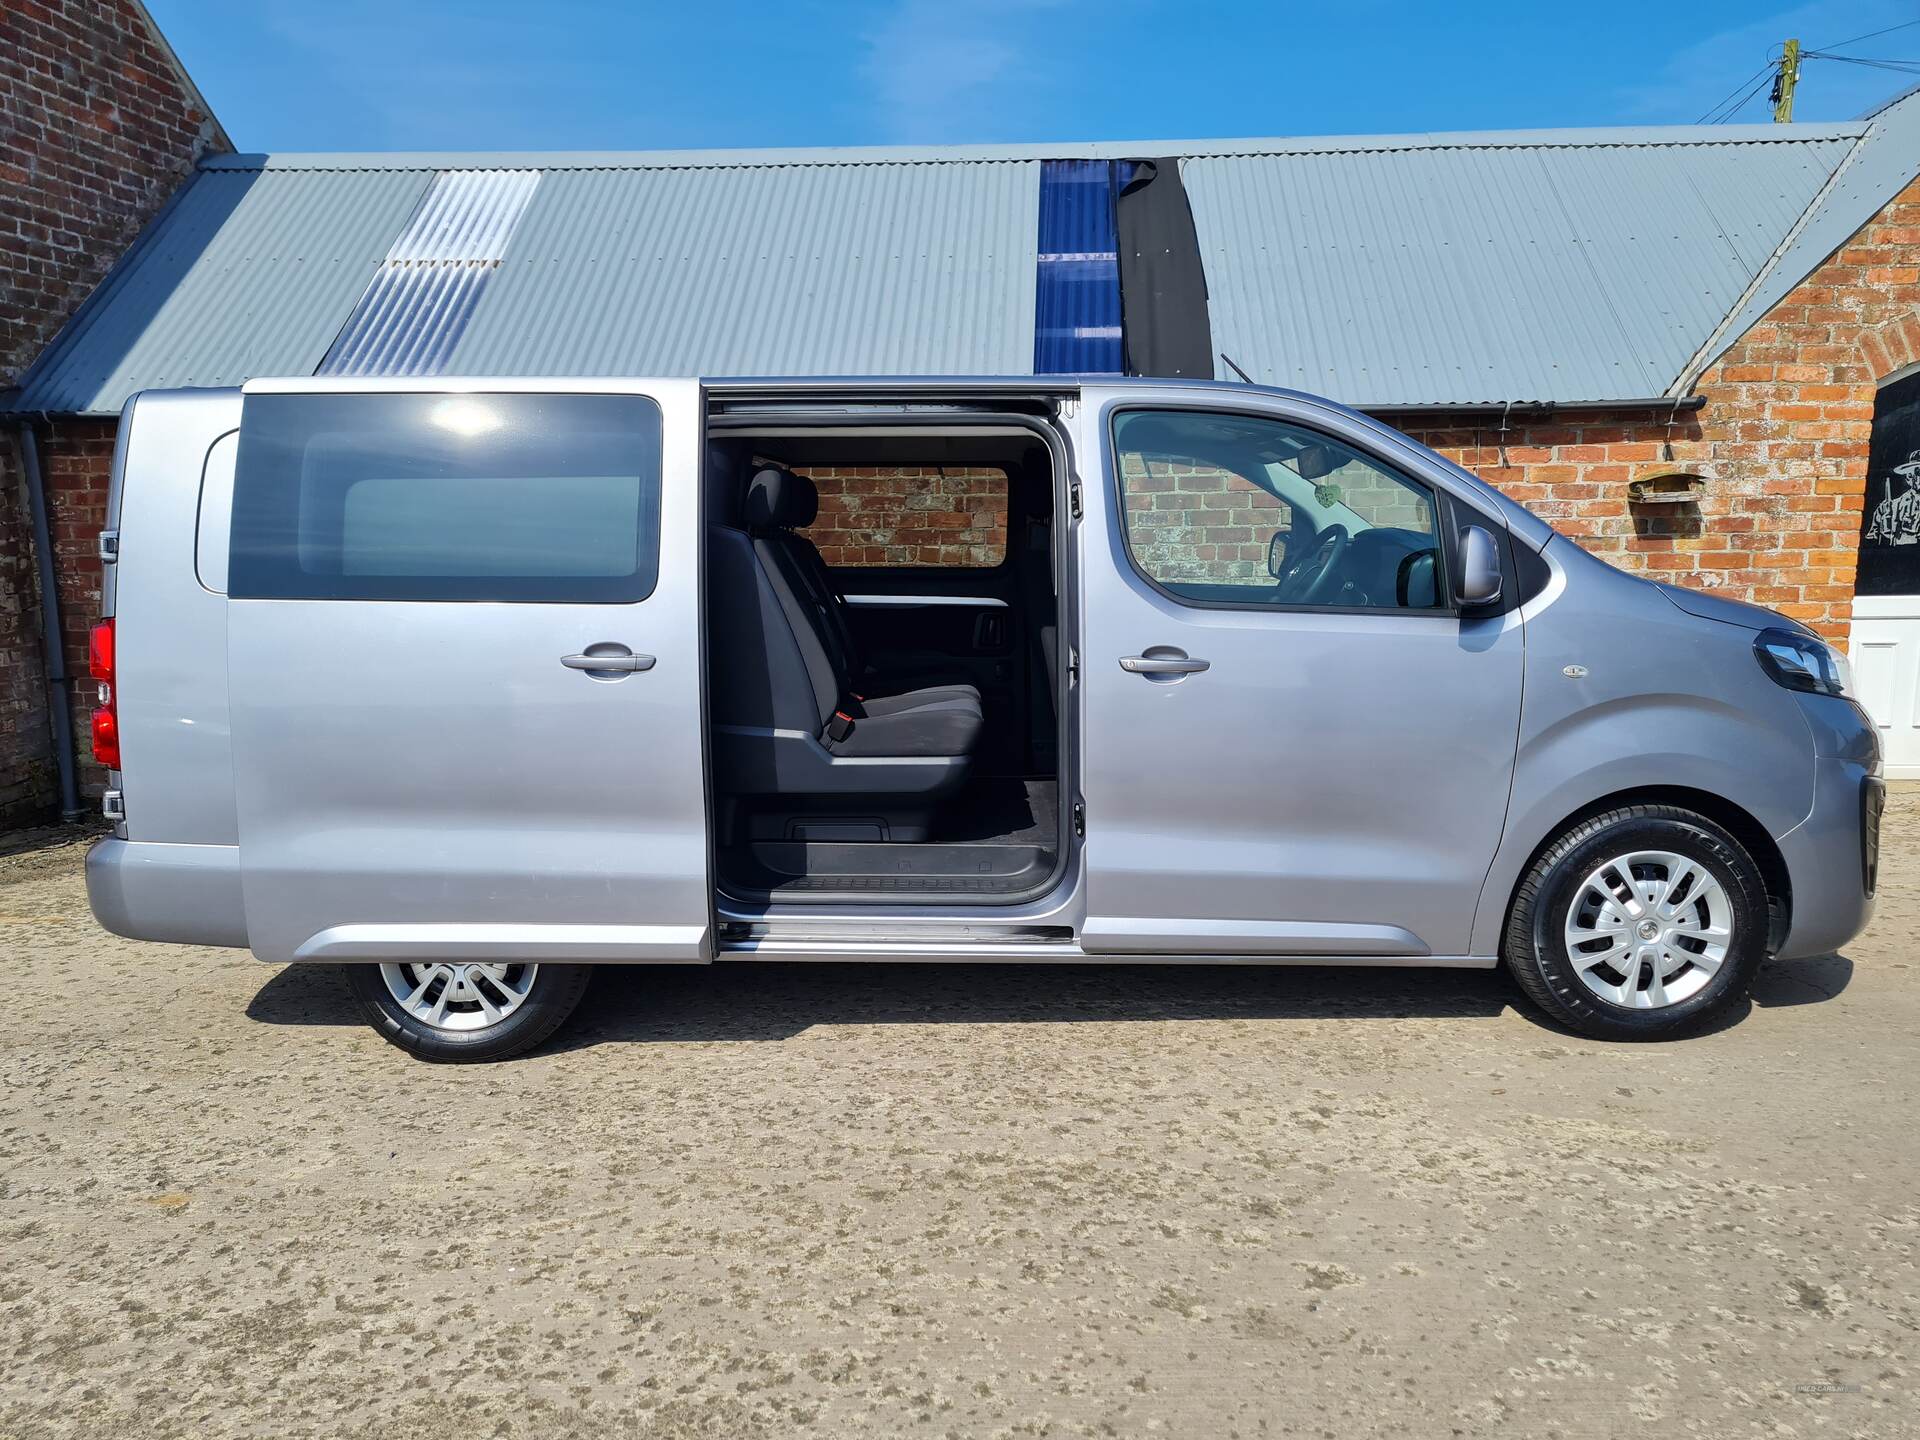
(1278, 523, 1350, 605)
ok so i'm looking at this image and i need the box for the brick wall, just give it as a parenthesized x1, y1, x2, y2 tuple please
(1118, 453, 1437, 589)
(1, 0, 225, 383)
(0, 421, 116, 823)
(1120, 459, 1289, 584)
(800, 467, 1009, 567)
(42, 421, 117, 803)
(0, 0, 221, 824)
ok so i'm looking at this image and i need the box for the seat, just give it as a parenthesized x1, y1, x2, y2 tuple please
(707, 467, 984, 800)
(751, 466, 977, 696)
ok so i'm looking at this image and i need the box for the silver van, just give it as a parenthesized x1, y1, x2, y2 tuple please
(84, 376, 1881, 1059)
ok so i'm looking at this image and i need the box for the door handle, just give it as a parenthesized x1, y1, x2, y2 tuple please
(562, 649, 656, 674)
(1119, 652, 1209, 675)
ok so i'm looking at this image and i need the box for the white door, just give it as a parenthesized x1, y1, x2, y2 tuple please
(226, 379, 712, 965)
(1850, 597, 1920, 777)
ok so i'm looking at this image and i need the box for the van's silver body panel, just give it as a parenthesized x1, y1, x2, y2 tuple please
(88, 374, 1877, 973)
(1073, 384, 1526, 959)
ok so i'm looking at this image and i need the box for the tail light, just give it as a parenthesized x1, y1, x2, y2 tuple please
(89, 619, 119, 769)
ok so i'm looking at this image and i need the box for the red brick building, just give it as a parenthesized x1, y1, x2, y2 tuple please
(2, 0, 226, 821)
(4, 15, 1919, 822)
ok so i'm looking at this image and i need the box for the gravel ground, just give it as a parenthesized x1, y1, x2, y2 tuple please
(2, 797, 1916, 1439)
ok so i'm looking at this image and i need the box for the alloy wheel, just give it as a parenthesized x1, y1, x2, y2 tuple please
(378, 962, 538, 1031)
(1562, 850, 1733, 1009)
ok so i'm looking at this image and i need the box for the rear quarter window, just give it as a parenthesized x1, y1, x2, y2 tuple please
(796, 467, 1008, 568)
(228, 392, 662, 602)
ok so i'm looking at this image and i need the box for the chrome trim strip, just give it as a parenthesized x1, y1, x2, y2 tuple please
(841, 593, 1008, 609)
(291, 922, 710, 964)
(720, 938, 1493, 967)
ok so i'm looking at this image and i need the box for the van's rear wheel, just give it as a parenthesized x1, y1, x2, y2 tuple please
(1503, 805, 1769, 1041)
(347, 961, 591, 1061)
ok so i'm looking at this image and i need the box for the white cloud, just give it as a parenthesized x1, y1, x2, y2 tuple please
(860, 0, 1085, 143)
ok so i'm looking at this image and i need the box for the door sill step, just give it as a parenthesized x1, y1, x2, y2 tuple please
(719, 935, 1081, 962)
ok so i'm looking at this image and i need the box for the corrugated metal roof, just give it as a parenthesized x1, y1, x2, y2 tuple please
(1190, 135, 1855, 404)
(1684, 86, 1920, 386)
(318, 169, 541, 376)
(12, 166, 431, 413)
(440, 162, 1037, 377)
(8, 104, 1917, 415)
(180, 121, 1874, 169)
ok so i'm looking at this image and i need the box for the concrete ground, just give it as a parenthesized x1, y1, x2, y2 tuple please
(1, 801, 1915, 1439)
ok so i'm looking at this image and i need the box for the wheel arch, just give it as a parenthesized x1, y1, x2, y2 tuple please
(1491, 785, 1792, 959)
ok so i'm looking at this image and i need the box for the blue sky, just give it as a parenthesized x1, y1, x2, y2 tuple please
(147, 0, 1920, 152)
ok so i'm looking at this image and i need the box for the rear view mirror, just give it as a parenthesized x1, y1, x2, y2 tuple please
(1293, 443, 1334, 480)
(1267, 528, 1289, 578)
(1456, 525, 1503, 606)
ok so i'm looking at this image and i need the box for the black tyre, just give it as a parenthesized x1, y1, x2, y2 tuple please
(1502, 805, 1770, 1041)
(347, 961, 593, 1062)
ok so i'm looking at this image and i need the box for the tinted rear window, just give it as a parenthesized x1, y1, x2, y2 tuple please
(229, 392, 662, 602)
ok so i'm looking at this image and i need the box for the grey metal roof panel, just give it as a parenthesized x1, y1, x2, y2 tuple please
(443, 161, 1039, 377)
(10, 166, 430, 414)
(1189, 134, 1855, 406)
(1690, 87, 1920, 384)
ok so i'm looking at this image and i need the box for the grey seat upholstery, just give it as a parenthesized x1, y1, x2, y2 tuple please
(750, 467, 977, 696)
(708, 467, 984, 798)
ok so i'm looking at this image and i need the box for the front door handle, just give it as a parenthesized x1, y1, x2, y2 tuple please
(562, 647, 656, 674)
(1119, 651, 1209, 676)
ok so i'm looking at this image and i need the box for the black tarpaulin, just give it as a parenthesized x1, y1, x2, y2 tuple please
(1115, 158, 1214, 380)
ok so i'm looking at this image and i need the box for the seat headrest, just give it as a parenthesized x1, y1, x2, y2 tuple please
(743, 466, 818, 530)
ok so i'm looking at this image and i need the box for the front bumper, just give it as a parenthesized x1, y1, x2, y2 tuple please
(1774, 756, 1880, 960)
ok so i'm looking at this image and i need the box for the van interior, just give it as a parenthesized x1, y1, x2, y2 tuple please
(704, 418, 1066, 902)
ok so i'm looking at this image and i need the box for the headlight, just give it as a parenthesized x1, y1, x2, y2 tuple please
(1754, 627, 1853, 698)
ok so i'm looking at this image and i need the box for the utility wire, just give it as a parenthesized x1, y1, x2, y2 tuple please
(1804, 53, 1920, 75)
(1703, 66, 1778, 123)
(1698, 62, 1776, 123)
(1697, 21, 1919, 127)
(1812, 18, 1920, 53)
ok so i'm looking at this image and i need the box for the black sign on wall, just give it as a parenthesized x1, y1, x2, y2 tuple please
(1857, 368, 1920, 597)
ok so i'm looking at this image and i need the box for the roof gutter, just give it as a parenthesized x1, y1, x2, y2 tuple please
(1361, 395, 1707, 419)
(7, 417, 83, 822)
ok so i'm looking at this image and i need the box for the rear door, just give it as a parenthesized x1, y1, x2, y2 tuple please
(1075, 388, 1525, 959)
(226, 379, 711, 965)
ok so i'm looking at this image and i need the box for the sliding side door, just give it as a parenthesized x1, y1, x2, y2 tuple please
(226, 380, 712, 966)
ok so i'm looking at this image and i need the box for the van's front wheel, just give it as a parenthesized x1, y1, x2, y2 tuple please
(1503, 805, 1770, 1041)
(347, 961, 592, 1061)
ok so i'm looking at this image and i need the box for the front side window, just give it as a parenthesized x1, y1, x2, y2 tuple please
(1112, 409, 1442, 610)
(230, 392, 662, 602)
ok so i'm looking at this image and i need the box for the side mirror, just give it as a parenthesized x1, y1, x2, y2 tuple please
(1267, 528, 1289, 578)
(1456, 525, 1503, 607)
